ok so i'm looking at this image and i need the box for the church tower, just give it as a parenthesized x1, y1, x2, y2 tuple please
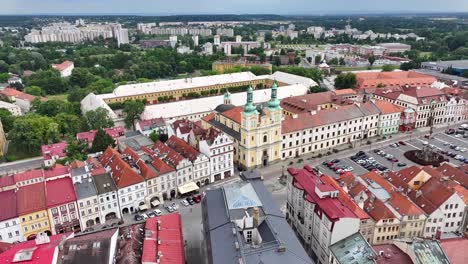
(223, 90, 231, 105)
(239, 83, 282, 170)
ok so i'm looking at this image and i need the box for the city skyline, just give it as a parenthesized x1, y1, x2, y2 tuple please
(0, 0, 467, 15)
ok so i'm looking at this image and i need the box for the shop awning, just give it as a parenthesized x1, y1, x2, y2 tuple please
(178, 182, 199, 195)
(139, 204, 148, 211)
(151, 200, 160, 207)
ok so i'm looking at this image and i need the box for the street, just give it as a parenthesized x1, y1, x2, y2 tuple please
(0, 156, 43, 176)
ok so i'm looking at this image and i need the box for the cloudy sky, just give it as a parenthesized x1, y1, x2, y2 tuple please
(0, 0, 466, 15)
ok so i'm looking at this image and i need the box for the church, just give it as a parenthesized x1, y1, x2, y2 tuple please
(201, 83, 282, 170)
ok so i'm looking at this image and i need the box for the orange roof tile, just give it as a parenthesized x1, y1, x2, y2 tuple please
(374, 100, 405, 114)
(166, 135, 200, 162)
(220, 106, 243, 124)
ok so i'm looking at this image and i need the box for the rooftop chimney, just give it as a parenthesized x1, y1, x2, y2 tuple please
(252, 207, 260, 228)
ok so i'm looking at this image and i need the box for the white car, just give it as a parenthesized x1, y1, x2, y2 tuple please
(454, 155, 463, 160)
(141, 213, 149, 220)
(357, 160, 366, 164)
(455, 134, 462, 138)
(153, 209, 162, 216)
(181, 200, 189, 207)
(422, 141, 428, 145)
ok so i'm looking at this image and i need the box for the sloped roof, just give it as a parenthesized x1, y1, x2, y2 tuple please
(45, 177, 77, 207)
(166, 135, 200, 162)
(436, 163, 468, 189)
(16, 182, 46, 215)
(99, 147, 144, 189)
(13, 169, 44, 183)
(152, 141, 185, 168)
(0, 190, 18, 221)
(374, 99, 405, 114)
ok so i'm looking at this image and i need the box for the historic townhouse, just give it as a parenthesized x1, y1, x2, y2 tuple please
(374, 86, 447, 128)
(74, 177, 101, 228)
(443, 92, 467, 124)
(374, 99, 404, 136)
(151, 141, 195, 197)
(92, 169, 121, 222)
(0, 190, 24, 243)
(166, 135, 211, 187)
(13, 169, 44, 187)
(16, 183, 51, 240)
(100, 147, 147, 215)
(281, 101, 379, 159)
(45, 177, 81, 234)
(286, 166, 360, 264)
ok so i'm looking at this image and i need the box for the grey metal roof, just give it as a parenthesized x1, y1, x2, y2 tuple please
(121, 134, 155, 152)
(224, 182, 262, 210)
(208, 119, 241, 141)
(329, 232, 377, 264)
(71, 167, 87, 177)
(74, 178, 98, 200)
(202, 178, 313, 264)
(93, 173, 118, 194)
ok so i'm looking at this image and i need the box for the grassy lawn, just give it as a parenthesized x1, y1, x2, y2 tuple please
(46, 93, 68, 101)
(419, 52, 433, 58)
(335, 65, 384, 72)
(4, 143, 40, 162)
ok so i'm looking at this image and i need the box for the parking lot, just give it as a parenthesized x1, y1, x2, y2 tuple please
(315, 130, 468, 178)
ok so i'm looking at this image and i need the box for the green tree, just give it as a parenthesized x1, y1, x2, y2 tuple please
(69, 68, 97, 88)
(334, 73, 357, 89)
(248, 66, 271, 75)
(0, 109, 15, 133)
(86, 79, 114, 94)
(0, 73, 9, 83)
(381, 65, 396, 72)
(123, 100, 145, 130)
(149, 131, 159, 142)
(84, 107, 114, 130)
(368, 55, 376, 67)
(310, 86, 327, 93)
(54, 113, 85, 136)
(90, 129, 115, 153)
(24, 85, 43, 96)
(65, 138, 88, 161)
(400, 61, 419, 71)
(36, 100, 63, 117)
(26, 70, 69, 95)
(9, 114, 59, 152)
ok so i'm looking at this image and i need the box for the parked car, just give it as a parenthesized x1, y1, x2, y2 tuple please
(192, 194, 202, 203)
(181, 200, 190, 206)
(147, 211, 157, 218)
(134, 214, 144, 221)
(164, 204, 174, 213)
(397, 162, 407, 167)
(398, 141, 406, 145)
(186, 197, 195, 205)
(446, 129, 455, 135)
(170, 202, 178, 211)
(153, 209, 162, 216)
(332, 159, 340, 163)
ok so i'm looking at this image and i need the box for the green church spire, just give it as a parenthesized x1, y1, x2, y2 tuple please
(243, 85, 257, 115)
(268, 82, 280, 110)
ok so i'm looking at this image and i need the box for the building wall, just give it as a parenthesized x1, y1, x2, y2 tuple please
(77, 195, 100, 228)
(47, 202, 80, 234)
(0, 120, 6, 156)
(423, 194, 465, 237)
(192, 155, 211, 186)
(0, 218, 24, 243)
(359, 218, 375, 244)
(378, 112, 401, 135)
(19, 210, 51, 239)
(399, 214, 426, 239)
(372, 218, 401, 245)
(239, 107, 282, 169)
(117, 182, 147, 215)
(97, 191, 121, 222)
(199, 134, 234, 182)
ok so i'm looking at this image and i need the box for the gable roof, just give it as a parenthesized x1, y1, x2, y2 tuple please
(0, 190, 18, 221)
(151, 141, 185, 168)
(220, 106, 243, 124)
(166, 135, 200, 162)
(16, 183, 46, 215)
(436, 163, 468, 189)
(99, 147, 144, 189)
(374, 99, 405, 114)
(45, 177, 77, 207)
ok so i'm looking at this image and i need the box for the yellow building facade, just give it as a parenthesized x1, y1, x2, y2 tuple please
(19, 210, 51, 239)
(238, 84, 282, 169)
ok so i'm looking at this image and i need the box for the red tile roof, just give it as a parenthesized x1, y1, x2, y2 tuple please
(151, 157, 175, 175)
(142, 213, 185, 264)
(166, 135, 200, 162)
(0, 233, 69, 264)
(41, 142, 67, 161)
(0, 190, 18, 221)
(439, 237, 468, 264)
(436, 163, 468, 189)
(281, 91, 351, 114)
(282, 102, 380, 134)
(152, 141, 185, 168)
(333, 89, 357, 96)
(356, 71, 436, 89)
(99, 147, 144, 188)
(52, 60, 74, 72)
(201, 113, 216, 122)
(0, 175, 14, 189)
(13, 169, 44, 183)
(365, 196, 396, 221)
(220, 106, 243, 124)
(123, 147, 157, 180)
(45, 177, 77, 207)
(288, 165, 358, 221)
(76, 126, 125, 144)
(0, 241, 13, 254)
(374, 99, 405, 114)
(0, 87, 22, 97)
(138, 118, 165, 130)
(172, 119, 193, 134)
(16, 183, 46, 215)
(43, 165, 70, 179)
(320, 175, 370, 220)
(409, 177, 455, 214)
(361, 171, 424, 216)
(69, 160, 85, 169)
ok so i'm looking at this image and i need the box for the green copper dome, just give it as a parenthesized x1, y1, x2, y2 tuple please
(243, 85, 257, 115)
(223, 90, 231, 99)
(268, 82, 281, 110)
